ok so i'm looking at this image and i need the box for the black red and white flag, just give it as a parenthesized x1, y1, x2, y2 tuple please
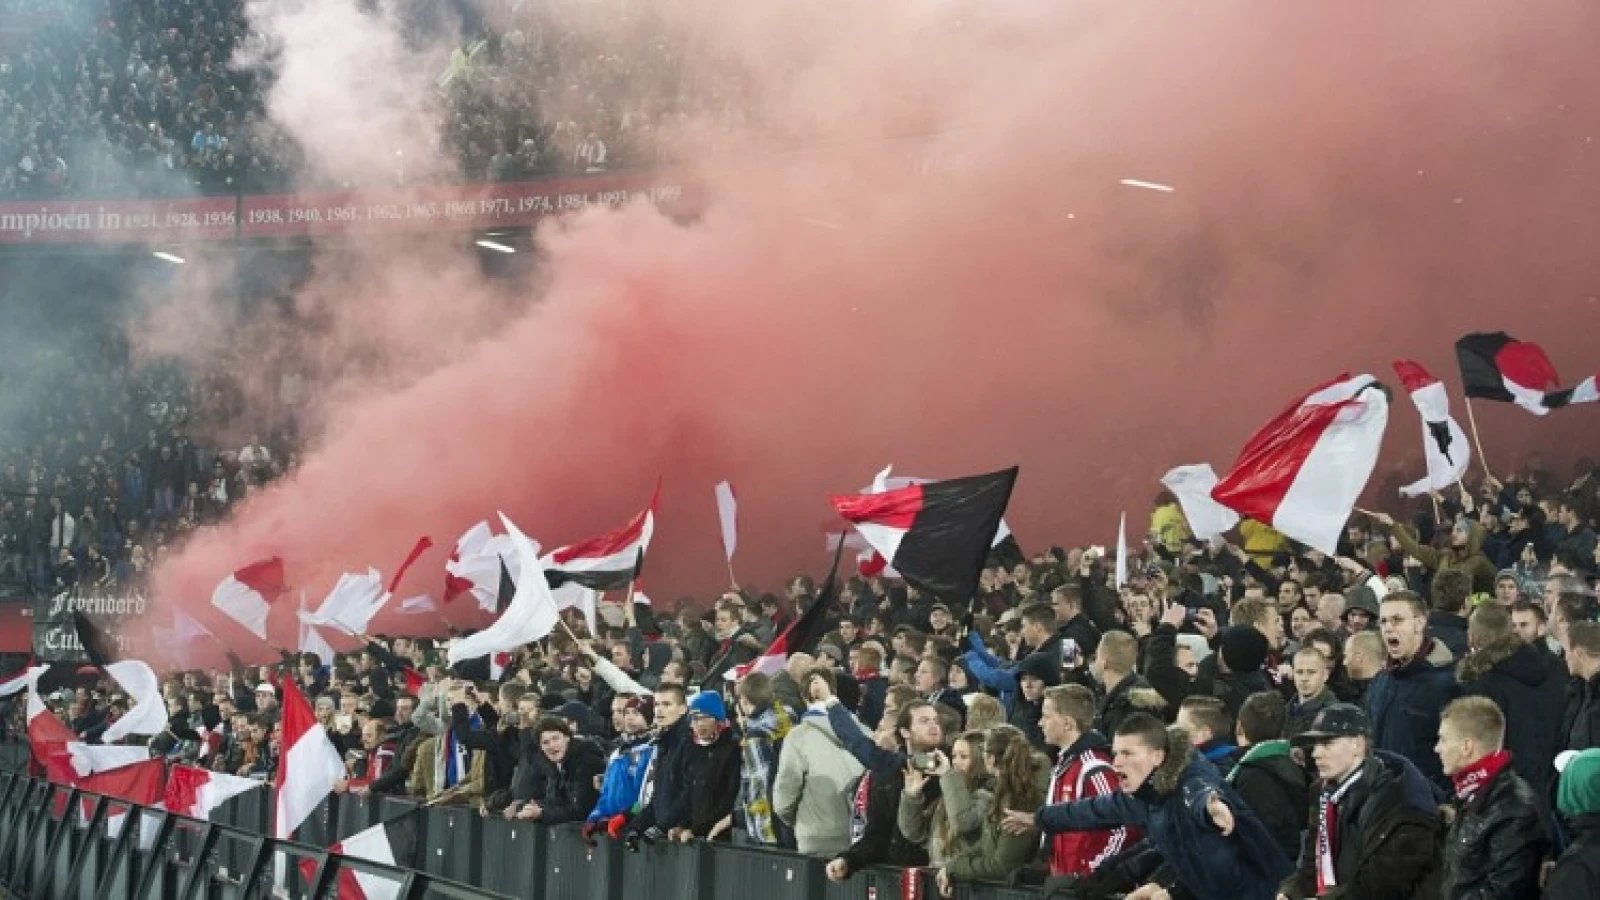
(831, 466, 1018, 605)
(1211, 374, 1389, 555)
(297, 809, 422, 900)
(1392, 360, 1472, 497)
(542, 484, 659, 592)
(727, 540, 844, 681)
(1455, 332, 1563, 416)
(1544, 372, 1600, 410)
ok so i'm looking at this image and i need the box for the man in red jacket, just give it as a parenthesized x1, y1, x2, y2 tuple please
(1040, 685, 1137, 876)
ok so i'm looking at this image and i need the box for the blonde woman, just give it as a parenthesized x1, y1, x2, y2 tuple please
(898, 730, 992, 867)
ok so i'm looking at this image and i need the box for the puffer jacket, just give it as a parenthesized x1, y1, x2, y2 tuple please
(1366, 638, 1458, 788)
(772, 712, 864, 854)
(1035, 726, 1292, 900)
(1279, 751, 1443, 900)
(1095, 674, 1168, 737)
(526, 737, 609, 825)
(1439, 764, 1546, 900)
(1228, 740, 1310, 865)
(1392, 520, 1498, 595)
(1456, 633, 1567, 805)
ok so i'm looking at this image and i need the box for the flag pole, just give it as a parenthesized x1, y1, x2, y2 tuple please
(725, 559, 740, 592)
(1463, 398, 1494, 480)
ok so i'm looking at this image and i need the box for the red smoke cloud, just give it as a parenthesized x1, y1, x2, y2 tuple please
(145, 0, 1600, 665)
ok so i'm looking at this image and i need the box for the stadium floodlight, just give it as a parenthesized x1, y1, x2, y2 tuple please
(1119, 178, 1175, 193)
(475, 239, 515, 254)
(152, 251, 187, 264)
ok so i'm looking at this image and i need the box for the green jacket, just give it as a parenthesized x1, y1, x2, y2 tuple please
(1391, 520, 1498, 594)
(943, 766, 1050, 882)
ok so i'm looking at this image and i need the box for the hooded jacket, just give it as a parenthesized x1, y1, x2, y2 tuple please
(773, 711, 866, 854)
(1439, 762, 1545, 900)
(587, 730, 655, 823)
(683, 724, 741, 838)
(1546, 814, 1600, 900)
(1561, 670, 1600, 754)
(1365, 638, 1457, 787)
(1392, 520, 1498, 595)
(1045, 731, 1136, 877)
(1228, 739, 1310, 864)
(1147, 623, 1272, 723)
(1279, 750, 1443, 900)
(526, 736, 609, 825)
(1095, 674, 1168, 738)
(1034, 726, 1293, 900)
(1456, 633, 1567, 804)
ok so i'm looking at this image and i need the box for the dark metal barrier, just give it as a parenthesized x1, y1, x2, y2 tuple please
(0, 772, 1046, 900)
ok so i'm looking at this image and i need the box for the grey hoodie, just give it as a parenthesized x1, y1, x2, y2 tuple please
(772, 709, 867, 855)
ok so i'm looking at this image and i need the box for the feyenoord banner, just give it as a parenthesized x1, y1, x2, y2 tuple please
(32, 590, 145, 664)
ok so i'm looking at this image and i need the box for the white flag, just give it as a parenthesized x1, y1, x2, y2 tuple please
(447, 513, 557, 666)
(714, 481, 738, 562)
(100, 660, 168, 743)
(299, 569, 389, 636)
(1114, 512, 1128, 589)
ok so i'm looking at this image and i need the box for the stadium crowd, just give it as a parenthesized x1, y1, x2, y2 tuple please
(0, 0, 698, 199)
(11, 455, 1600, 900)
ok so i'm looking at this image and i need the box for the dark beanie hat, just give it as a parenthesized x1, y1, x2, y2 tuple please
(1219, 626, 1269, 674)
(624, 695, 656, 724)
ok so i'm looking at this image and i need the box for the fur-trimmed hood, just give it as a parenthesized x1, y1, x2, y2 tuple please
(1147, 725, 1199, 796)
(1127, 686, 1170, 714)
(1457, 633, 1542, 685)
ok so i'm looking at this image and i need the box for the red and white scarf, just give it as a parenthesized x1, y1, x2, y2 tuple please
(1316, 765, 1365, 894)
(1452, 750, 1511, 805)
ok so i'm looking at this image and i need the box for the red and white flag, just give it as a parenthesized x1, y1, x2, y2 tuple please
(100, 660, 168, 743)
(274, 676, 346, 839)
(1211, 374, 1389, 555)
(446, 514, 558, 667)
(211, 557, 287, 641)
(1392, 360, 1472, 497)
(296, 811, 422, 900)
(542, 484, 659, 592)
(1160, 464, 1240, 541)
(27, 671, 77, 768)
(0, 664, 44, 698)
(165, 764, 262, 821)
(66, 742, 153, 776)
(714, 481, 738, 562)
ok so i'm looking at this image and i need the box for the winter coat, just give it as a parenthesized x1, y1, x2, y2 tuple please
(944, 766, 1052, 883)
(1392, 521, 1498, 595)
(1008, 696, 1045, 749)
(1034, 725, 1293, 900)
(1456, 634, 1568, 805)
(1440, 764, 1546, 900)
(526, 737, 608, 825)
(1147, 623, 1272, 722)
(898, 769, 990, 866)
(855, 674, 888, 730)
(1286, 688, 1337, 740)
(1366, 638, 1458, 787)
(1228, 740, 1310, 864)
(1427, 611, 1471, 660)
(587, 731, 654, 822)
(406, 736, 485, 803)
(1044, 731, 1136, 877)
(1279, 751, 1443, 900)
(773, 712, 865, 855)
(824, 703, 930, 873)
(629, 716, 692, 835)
(683, 727, 741, 838)
(1561, 671, 1600, 754)
(1096, 674, 1168, 737)
(1544, 814, 1600, 900)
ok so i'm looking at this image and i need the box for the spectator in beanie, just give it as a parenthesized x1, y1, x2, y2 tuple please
(1038, 685, 1135, 879)
(1455, 604, 1567, 810)
(1227, 692, 1308, 866)
(676, 691, 741, 842)
(1148, 604, 1272, 723)
(1545, 748, 1600, 900)
(1366, 591, 1458, 787)
(1279, 703, 1443, 900)
(1433, 697, 1547, 900)
(1561, 621, 1600, 753)
(773, 668, 865, 856)
(1092, 631, 1168, 735)
(1427, 569, 1474, 659)
(1008, 713, 1291, 900)
(584, 695, 655, 840)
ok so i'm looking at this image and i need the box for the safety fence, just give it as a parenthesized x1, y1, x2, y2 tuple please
(0, 771, 1045, 900)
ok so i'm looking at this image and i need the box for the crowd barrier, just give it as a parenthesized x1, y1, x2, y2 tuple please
(0, 769, 1046, 900)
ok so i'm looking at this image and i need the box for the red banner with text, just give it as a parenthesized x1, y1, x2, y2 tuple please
(0, 172, 690, 245)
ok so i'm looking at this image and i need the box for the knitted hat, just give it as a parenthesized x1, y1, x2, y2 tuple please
(1218, 626, 1269, 674)
(687, 690, 728, 724)
(624, 695, 655, 724)
(1558, 749, 1600, 818)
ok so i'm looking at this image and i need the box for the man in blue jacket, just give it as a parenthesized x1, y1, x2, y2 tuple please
(582, 695, 656, 843)
(1365, 591, 1457, 788)
(1001, 712, 1291, 900)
